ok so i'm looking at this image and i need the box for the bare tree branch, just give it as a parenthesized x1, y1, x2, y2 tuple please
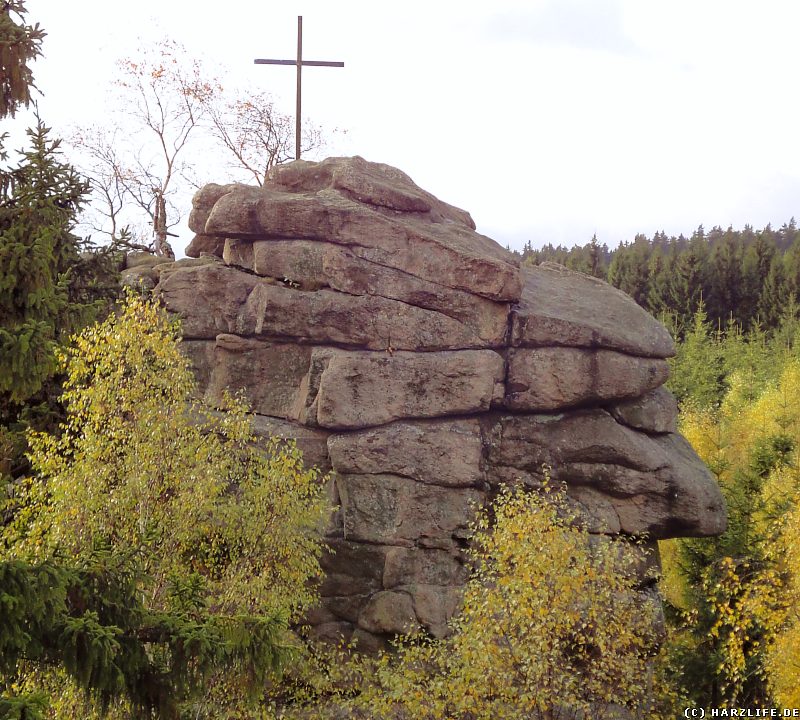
(200, 90, 325, 187)
(67, 39, 338, 257)
(71, 41, 217, 257)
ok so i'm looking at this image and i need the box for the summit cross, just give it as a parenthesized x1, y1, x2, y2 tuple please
(254, 16, 344, 160)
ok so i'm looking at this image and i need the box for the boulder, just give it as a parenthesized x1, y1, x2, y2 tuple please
(185, 233, 226, 258)
(358, 590, 419, 635)
(270, 156, 474, 226)
(487, 410, 726, 537)
(196, 157, 521, 302)
(238, 281, 497, 351)
(120, 266, 157, 291)
(327, 419, 484, 487)
(335, 473, 483, 545)
(310, 621, 354, 646)
(511, 264, 675, 358)
(159, 258, 501, 351)
(224, 239, 510, 345)
(178, 339, 217, 394)
(505, 347, 669, 411)
(249, 415, 331, 472)
(383, 547, 468, 588)
(315, 350, 505, 429)
(319, 539, 387, 597)
(610, 386, 679, 434)
(404, 584, 463, 637)
(124, 251, 173, 269)
(203, 334, 312, 419)
(157, 258, 254, 339)
(324, 594, 372, 624)
(187, 182, 254, 234)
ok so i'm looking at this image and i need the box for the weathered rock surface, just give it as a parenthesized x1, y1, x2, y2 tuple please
(120, 266, 158, 291)
(328, 419, 484, 487)
(505, 347, 669, 411)
(120, 252, 175, 291)
(223, 239, 509, 345)
(158, 260, 253, 338)
(204, 335, 313, 419)
(249, 415, 331, 472)
(156, 155, 726, 651)
(512, 264, 676, 358)
(487, 411, 726, 537)
(185, 233, 225, 258)
(358, 590, 419, 635)
(315, 350, 505, 429)
(159, 260, 500, 351)
(125, 251, 174, 270)
(383, 547, 469, 588)
(610, 386, 679, 434)
(336, 473, 482, 546)
(191, 158, 522, 302)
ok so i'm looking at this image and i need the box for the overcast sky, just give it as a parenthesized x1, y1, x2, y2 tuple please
(10, 0, 800, 253)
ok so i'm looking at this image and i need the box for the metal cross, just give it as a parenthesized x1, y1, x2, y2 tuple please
(254, 16, 344, 160)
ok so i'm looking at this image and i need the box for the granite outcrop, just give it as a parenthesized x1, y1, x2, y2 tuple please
(152, 156, 726, 651)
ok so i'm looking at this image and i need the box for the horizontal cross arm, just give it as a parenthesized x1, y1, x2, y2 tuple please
(254, 58, 344, 67)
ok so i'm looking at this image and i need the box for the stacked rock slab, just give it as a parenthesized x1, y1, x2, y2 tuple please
(155, 156, 726, 651)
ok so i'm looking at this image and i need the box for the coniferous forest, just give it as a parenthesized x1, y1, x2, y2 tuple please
(5, 3, 800, 718)
(519, 222, 800, 338)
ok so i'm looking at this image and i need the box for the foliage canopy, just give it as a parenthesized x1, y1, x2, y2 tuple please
(659, 319, 800, 709)
(286, 484, 660, 720)
(1, 292, 331, 718)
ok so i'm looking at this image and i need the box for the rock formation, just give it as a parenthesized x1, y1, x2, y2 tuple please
(152, 156, 726, 651)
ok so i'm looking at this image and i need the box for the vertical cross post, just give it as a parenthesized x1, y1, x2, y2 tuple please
(295, 16, 302, 160)
(255, 16, 344, 160)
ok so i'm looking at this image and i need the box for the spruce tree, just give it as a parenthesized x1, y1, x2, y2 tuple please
(0, 120, 91, 407)
(742, 229, 777, 327)
(758, 256, 788, 330)
(646, 247, 673, 319)
(1, 4, 118, 485)
(587, 232, 604, 277)
(608, 235, 651, 306)
(667, 300, 723, 409)
(782, 233, 800, 301)
(706, 231, 743, 329)
(667, 229, 710, 332)
(0, 1, 45, 118)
